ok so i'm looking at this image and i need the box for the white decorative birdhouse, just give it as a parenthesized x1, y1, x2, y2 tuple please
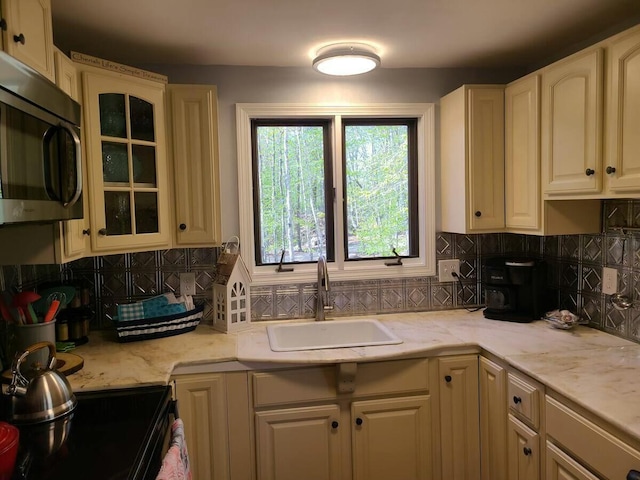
(212, 246, 251, 333)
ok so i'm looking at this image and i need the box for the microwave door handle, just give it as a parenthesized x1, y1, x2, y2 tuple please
(42, 125, 61, 202)
(59, 121, 82, 208)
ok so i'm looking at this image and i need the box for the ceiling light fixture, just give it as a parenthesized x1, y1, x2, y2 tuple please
(312, 43, 381, 76)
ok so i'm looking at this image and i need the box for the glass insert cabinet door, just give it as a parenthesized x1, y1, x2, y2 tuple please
(82, 72, 170, 251)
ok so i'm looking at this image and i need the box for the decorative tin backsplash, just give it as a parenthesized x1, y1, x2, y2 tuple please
(3, 199, 640, 344)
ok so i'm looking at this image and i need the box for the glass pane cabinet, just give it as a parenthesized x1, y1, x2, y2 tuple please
(82, 71, 170, 252)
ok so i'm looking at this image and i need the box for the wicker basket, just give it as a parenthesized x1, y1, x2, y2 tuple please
(113, 305, 204, 343)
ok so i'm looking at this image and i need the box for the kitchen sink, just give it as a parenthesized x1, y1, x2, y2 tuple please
(266, 318, 403, 352)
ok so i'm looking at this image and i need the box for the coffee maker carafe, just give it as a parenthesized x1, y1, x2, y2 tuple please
(483, 257, 550, 322)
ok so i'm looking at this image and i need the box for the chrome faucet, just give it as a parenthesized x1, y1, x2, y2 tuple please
(316, 256, 333, 321)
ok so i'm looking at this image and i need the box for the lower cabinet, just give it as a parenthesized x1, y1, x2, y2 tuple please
(478, 357, 508, 480)
(508, 414, 540, 480)
(545, 442, 598, 480)
(173, 373, 230, 480)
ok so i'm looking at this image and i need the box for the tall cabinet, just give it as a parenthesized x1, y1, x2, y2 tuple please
(440, 85, 505, 233)
(81, 68, 171, 253)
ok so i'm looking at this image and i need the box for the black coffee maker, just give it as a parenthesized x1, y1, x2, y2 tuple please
(482, 257, 551, 323)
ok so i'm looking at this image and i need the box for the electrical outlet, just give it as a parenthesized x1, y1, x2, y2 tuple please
(602, 267, 618, 295)
(438, 259, 460, 282)
(180, 272, 196, 296)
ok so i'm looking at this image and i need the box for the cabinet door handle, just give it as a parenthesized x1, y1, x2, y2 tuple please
(606, 166, 616, 174)
(0, 19, 6, 31)
(474, 211, 482, 217)
(513, 396, 522, 404)
(331, 420, 339, 429)
(444, 375, 452, 383)
(523, 447, 532, 456)
(355, 417, 363, 426)
(98, 228, 108, 236)
(179, 223, 187, 231)
(82, 229, 91, 236)
(13, 33, 25, 45)
(627, 469, 640, 480)
(585, 168, 595, 176)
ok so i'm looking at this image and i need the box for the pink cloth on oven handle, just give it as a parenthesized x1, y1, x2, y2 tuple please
(156, 418, 192, 480)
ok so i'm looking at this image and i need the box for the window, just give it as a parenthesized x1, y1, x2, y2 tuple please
(237, 104, 435, 285)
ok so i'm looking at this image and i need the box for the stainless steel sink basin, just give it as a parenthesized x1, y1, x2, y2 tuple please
(266, 319, 403, 352)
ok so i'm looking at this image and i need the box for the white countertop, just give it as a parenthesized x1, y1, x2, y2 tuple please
(68, 309, 640, 441)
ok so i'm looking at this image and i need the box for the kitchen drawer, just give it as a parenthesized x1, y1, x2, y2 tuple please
(251, 358, 429, 408)
(546, 395, 640, 479)
(508, 371, 542, 429)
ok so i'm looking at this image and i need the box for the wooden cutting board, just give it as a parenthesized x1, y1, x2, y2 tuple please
(1, 352, 84, 383)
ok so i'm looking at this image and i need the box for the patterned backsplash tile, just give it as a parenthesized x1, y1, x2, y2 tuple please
(4, 199, 640, 344)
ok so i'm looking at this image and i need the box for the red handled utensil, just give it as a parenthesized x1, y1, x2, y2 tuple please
(43, 300, 60, 323)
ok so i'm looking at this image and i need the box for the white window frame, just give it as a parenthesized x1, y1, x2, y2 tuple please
(236, 103, 436, 286)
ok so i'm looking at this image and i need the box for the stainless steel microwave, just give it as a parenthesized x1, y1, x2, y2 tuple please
(0, 50, 82, 225)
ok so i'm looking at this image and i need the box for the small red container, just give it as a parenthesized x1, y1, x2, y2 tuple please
(0, 422, 19, 480)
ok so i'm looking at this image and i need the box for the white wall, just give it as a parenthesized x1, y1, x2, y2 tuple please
(143, 65, 522, 239)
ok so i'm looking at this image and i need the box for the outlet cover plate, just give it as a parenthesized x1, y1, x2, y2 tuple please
(438, 259, 460, 282)
(180, 272, 196, 296)
(602, 267, 618, 295)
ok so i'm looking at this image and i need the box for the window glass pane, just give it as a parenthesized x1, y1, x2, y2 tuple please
(104, 191, 132, 235)
(134, 192, 159, 233)
(344, 123, 411, 259)
(132, 144, 157, 185)
(129, 96, 155, 142)
(99, 94, 126, 138)
(102, 142, 129, 183)
(254, 124, 328, 265)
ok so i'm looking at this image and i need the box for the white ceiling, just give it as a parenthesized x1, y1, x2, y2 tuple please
(52, 0, 640, 69)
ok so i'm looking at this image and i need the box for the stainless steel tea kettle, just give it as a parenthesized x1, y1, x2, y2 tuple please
(5, 341, 77, 424)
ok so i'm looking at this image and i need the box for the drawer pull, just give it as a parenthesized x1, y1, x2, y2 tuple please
(523, 447, 532, 456)
(13, 33, 25, 45)
(179, 223, 187, 231)
(513, 395, 522, 404)
(627, 470, 640, 480)
(585, 168, 595, 176)
(355, 417, 363, 426)
(606, 166, 617, 175)
(444, 375, 452, 383)
(474, 211, 482, 217)
(331, 421, 339, 429)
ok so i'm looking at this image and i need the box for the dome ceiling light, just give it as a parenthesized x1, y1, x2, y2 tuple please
(312, 43, 381, 76)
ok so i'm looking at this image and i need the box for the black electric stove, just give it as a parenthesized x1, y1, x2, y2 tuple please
(5, 385, 172, 480)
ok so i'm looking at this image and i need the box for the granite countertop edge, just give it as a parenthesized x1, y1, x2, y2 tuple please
(68, 309, 640, 442)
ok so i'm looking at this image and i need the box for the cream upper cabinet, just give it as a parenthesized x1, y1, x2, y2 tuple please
(168, 85, 222, 246)
(604, 26, 640, 194)
(479, 357, 508, 480)
(440, 85, 505, 234)
(352, 396, 431, 480)
(81, 68, 171, 253)
(541, 48, 604, 195)
(505, 75, 540, 231)
(437, 355, 480, 480)
(1, 0, 54, 81)
(54, 48, 90, 262)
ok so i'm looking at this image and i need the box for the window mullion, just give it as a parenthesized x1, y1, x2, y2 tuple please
(332, 115, 346, 271)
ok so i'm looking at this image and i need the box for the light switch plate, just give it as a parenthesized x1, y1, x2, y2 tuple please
(438, 259, 460, 282)
(602, 267, 618, 295)
(180, 272, 196, 296)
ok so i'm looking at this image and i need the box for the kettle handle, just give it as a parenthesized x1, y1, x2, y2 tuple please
(11, 341, 57, 378)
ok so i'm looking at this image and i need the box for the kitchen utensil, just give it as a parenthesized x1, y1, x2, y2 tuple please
(32, 286, 75, 316)
(11, 291, 40, 309)
(5, 341, 77, 424)
(0, 422, 19, 480)
(43, 300, 60, 323)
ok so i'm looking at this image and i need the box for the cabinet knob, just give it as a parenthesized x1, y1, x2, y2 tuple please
(523, 447, 532, 456)
(513, 396, 522, 404)
(13, 33, 25, 45)
(98, 228, 108, 236)
(444, 375, 452, 383)
(331, 420, 339, 429)
(627, 469, 640, 480)
(606, 166, 617, 174)
(0, 19, 6, 31)
(355, 417, 363, 426)
(82, 229, 91, 236)
(474, 211, 482, 217)
(585, 168, 595, 176)
(179, 223, 187, 231)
